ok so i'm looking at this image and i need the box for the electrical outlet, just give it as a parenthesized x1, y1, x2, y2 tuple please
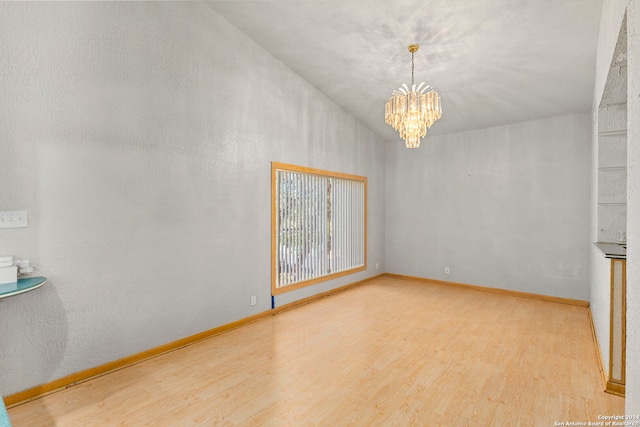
(250, 296, 257, 306)
(375, 263, 379, 270)
(445, 267, 450, 274)
(0, 210, 28, 229)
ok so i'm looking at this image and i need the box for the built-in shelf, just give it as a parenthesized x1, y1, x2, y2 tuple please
(598, 130, 627, 136)
(0, 276, 48, 300)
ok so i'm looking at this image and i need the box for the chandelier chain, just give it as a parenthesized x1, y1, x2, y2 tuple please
(411, 51, 415, 87)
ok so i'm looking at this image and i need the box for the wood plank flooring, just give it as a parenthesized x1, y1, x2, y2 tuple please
(8, 276, 623, 426)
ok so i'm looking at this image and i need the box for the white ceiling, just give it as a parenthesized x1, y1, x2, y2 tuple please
(206, 0, 603, 141)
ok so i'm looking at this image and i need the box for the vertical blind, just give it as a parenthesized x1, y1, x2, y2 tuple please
(274, 166, 366, 290)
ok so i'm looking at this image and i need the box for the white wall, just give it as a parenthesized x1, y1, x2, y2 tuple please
(385, 113, 592, 300)
(591, 0, 639, 413)
(625, 0, 640, 415)
(0, 2, 386, 396)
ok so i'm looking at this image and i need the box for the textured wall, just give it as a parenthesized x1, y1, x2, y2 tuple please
(626, 0, 639, 415)
(385, 114, 592, 300)
(594, 1, 629, 107)
(0, 2, 385, 396)
(591, 0, 640, 413)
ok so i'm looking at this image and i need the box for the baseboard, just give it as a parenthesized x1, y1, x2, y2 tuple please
(588, 307, 608, 391)
(5, 273, 383, 408)
(605, 380, 625, 397)
(272, 274, 384, 314)
(384, 273, 590, 307)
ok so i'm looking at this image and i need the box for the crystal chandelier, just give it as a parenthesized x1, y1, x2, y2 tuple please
(385, 44, 442, 148)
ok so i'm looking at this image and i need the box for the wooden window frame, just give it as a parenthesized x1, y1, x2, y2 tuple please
(271, 162, 367, 295)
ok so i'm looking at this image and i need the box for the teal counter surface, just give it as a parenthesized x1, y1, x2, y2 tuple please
(0, 277, 47, 299)
(0, 397, 11, 427)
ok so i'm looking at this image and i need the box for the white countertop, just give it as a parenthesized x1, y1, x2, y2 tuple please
(594, 242, 626, 259)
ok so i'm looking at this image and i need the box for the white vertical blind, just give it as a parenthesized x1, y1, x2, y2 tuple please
(275, 168, 365, 289)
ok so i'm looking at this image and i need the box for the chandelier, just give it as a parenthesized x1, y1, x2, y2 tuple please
(385, 44, 442, 148)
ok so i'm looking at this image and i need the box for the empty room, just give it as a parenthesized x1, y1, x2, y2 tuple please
(1, 0, 638, 425)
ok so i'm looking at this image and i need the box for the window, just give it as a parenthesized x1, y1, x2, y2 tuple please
(271, 162, 367, 294)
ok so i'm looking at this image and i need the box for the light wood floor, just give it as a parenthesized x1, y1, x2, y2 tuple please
(8, 276, 623, 426)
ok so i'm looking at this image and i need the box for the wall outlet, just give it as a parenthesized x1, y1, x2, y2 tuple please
(0, 210, 28, 229)
(445, 267, 450, 274)
(250, 295, 257, 306)
(375, 263, 379, 270)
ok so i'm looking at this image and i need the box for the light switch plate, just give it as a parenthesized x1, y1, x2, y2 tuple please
(0, 210, 28, 228)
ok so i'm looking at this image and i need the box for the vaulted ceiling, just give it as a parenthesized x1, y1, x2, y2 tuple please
(206, 0, 603, 141)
